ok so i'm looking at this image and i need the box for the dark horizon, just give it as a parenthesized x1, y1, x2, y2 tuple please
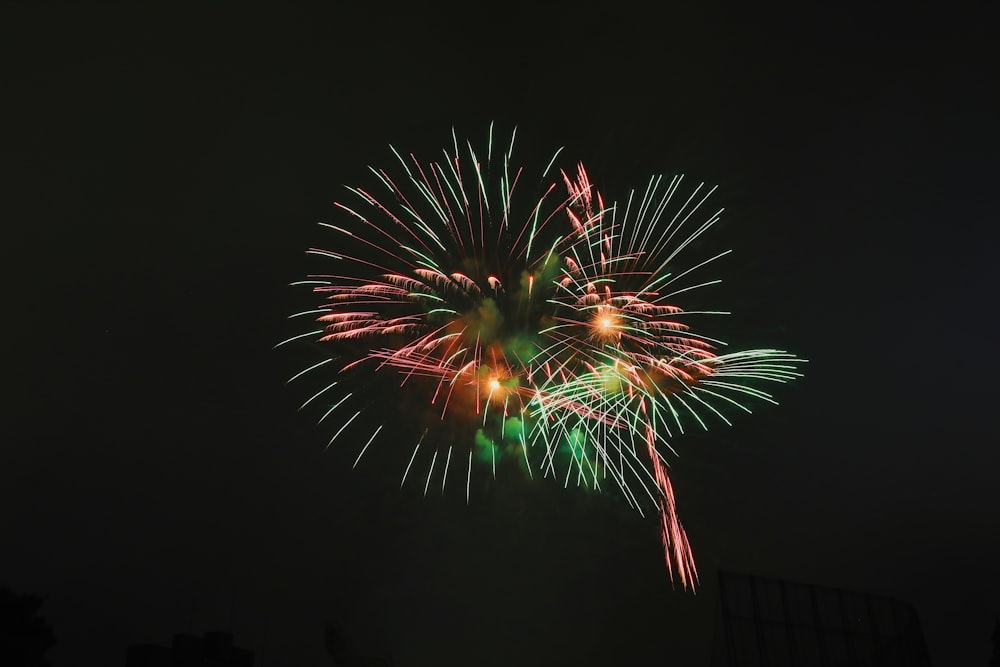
(3, 3, 997, 666)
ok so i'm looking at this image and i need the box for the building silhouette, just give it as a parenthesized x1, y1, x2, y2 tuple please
(126, 631, 253, 667)
(324, 622, 393, 666)
(711, 571, 932, 666)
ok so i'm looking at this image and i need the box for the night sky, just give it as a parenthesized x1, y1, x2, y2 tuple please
(3, 4, 998, 666)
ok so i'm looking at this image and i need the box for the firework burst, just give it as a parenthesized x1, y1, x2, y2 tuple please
(279, 125, 804, 589)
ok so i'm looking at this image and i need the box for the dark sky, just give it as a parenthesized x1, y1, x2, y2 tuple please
(3, 3, 997, 666)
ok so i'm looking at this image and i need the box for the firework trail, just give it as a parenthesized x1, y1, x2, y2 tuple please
(279, 125, 804, 589)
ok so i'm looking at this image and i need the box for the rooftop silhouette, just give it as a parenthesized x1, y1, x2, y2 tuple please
(126, 631, 253, 667)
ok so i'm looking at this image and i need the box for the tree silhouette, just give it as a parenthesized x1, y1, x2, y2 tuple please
(990, 619, 999, 667)
(324, 621, 344, 665)
(0, 587, 56, 667)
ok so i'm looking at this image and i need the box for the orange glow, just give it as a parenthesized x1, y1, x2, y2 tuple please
(483, 374, 512, 405)
(590, 306, 622, 342)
